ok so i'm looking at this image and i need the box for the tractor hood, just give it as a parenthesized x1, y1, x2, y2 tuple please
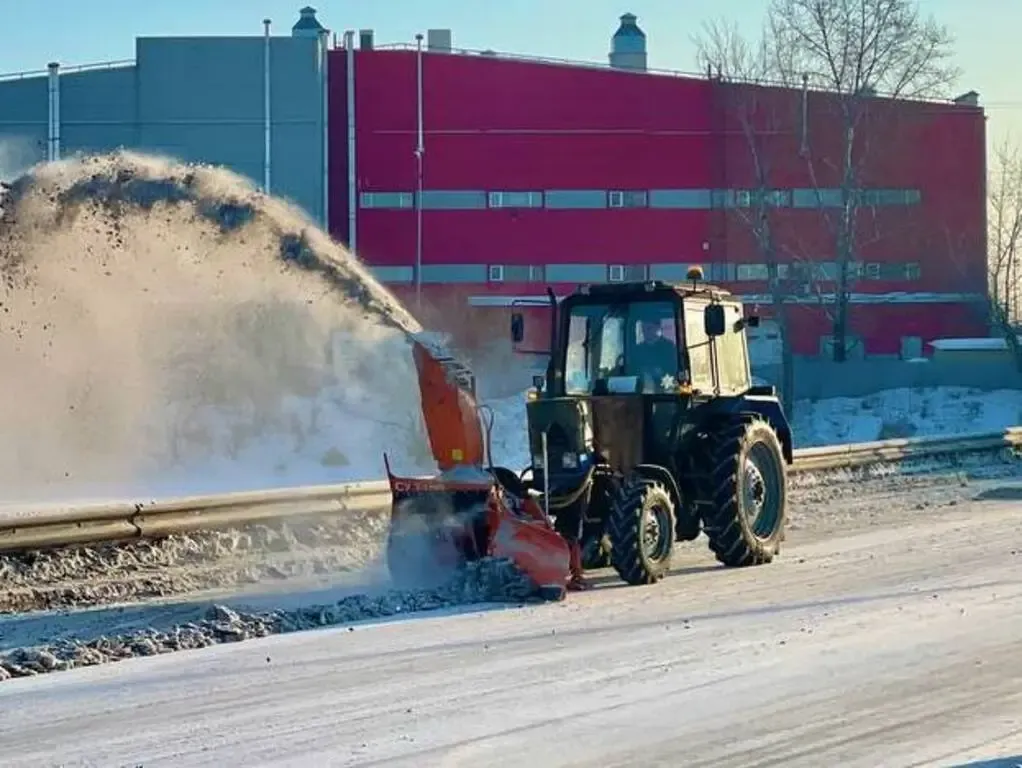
(526, 397, 591, 472)
(526, 395, 644, 476)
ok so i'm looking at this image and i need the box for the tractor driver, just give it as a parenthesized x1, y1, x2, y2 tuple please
(632, 316, 680, 388)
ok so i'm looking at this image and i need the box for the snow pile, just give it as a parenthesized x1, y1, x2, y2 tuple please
(0, 557, 536, 681)
(0, 507, 390, 614)
(483, 390, 534, 470)
(0, 150, 434, 502)
(793, 386, 1022, 447)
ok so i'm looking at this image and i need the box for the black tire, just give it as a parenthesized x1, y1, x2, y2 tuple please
(581, 534, 612, 569)
(607, 476, 676, 585)
(674, 507, 702, 542)
(703, 415, 787, 567)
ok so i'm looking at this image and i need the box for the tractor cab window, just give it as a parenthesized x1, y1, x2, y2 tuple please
(563, 301, 683, 394)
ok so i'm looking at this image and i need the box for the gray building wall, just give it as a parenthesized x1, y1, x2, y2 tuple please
(512, 353, 1022, 402)
(756, 359, 1022, 401)
(0, 74, 48, 172)
(62, 65, 138, 153)
(0, 35, 326, 223)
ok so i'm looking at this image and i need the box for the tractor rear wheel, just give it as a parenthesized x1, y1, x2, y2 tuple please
(607, 476, 676, 585)
(702, 416, 787, 567)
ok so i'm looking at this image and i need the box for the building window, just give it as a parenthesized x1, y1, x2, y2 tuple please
(360, 192, 413, 209)
(501, 264, 545, 282)
(488, 265, 505, 282)
(544, 190, 608, 209)
(792, 188, 843, 208)
(708, 263, 736, 282)
(736, 264, 769, 281)
(489, 191, 543, 208)
(650, 189, 711, 209)
(711, 189, 754, 208)
(815, 261, 840, 281)
(608, 190, 648, 208)
(607, 264, 647, 282)
(858, 188, 922, 206)
(546, 264, 607, 282)
(418, 190, 487, 209)
(861, 262, 923, 280)
(420, 264, 488, 283)
(758, 189, 792, 207)
(649, 263, 695, 280)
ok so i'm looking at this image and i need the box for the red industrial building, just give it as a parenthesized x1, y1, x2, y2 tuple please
(326, 16, 988, 363)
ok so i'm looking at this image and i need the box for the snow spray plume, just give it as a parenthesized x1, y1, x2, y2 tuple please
(0, 151, 431, 502)
(0, 139, 34, 185)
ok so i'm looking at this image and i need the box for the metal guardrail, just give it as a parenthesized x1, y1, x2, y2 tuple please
(0, 429, 1019, 555)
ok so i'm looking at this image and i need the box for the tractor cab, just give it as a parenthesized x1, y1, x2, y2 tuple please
(511, 268, 761, 403)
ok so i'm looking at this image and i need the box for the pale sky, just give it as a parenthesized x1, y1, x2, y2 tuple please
(1, 0, 1018, 146)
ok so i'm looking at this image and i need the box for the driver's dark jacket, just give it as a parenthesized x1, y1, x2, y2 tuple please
(631, 337, 678, 380)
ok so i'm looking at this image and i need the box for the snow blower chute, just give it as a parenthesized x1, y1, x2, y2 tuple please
(382, 336, 571, 601)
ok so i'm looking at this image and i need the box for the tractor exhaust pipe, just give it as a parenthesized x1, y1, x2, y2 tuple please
(542, 430, 551, 520)
(545, 287, 558, 395)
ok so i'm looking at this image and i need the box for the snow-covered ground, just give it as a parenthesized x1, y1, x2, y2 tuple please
(789, 386, 1022, 447)
(4, 495, 1022, 766)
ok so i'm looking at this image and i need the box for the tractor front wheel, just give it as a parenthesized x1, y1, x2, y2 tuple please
(607, 476, 676, 585)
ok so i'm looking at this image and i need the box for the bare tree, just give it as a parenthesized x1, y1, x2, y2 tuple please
(765, 0, 960, 361)
(986, 135, 1022, 368)
(694, 19, 798, 413)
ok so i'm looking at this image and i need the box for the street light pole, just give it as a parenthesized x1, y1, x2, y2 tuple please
(414, 33, 425, 312)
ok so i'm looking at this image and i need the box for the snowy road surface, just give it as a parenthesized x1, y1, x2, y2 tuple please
(4, 498, 1022, 767)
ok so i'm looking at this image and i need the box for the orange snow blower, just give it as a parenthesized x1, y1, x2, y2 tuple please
(382, 337, 572, 601)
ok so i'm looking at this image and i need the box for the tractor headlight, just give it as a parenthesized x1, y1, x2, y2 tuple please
(561, 452, 578, 469)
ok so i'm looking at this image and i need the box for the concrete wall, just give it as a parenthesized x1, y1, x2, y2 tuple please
(755, 359, 1022, 401)
(0, 35, 326, 223)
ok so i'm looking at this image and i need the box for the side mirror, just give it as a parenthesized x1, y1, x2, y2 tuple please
(511, 312, 524, 343)
(704, 304, 726, 337)
(532, 374, 544, 390)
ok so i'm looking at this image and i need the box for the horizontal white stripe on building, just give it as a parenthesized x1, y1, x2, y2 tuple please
(465, 292, 987, 307)
(367, 260, 933, 286)
(359, 187, 922, 211)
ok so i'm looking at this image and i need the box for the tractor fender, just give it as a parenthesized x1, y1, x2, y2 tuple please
(632, 464, 687, 521)
(695, 397, 794, 465)
(736, 399, 793, 465)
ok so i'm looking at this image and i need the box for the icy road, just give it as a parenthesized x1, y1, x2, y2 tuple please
(4, 496, 1022, 767)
